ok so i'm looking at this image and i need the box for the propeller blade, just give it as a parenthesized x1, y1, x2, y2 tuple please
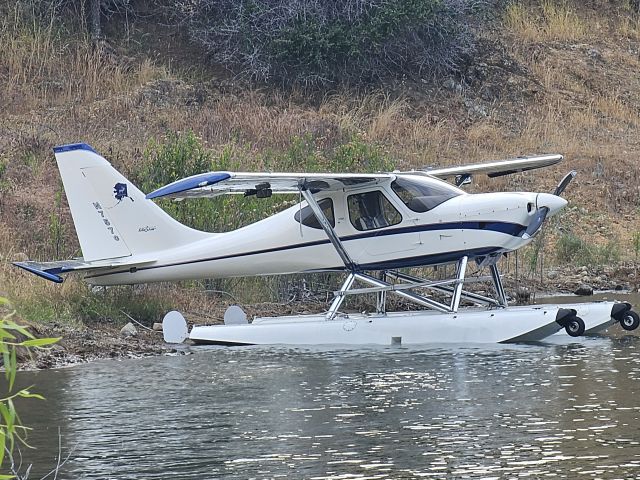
(523, 206, 549, 240)
(553, 170, 576, 196)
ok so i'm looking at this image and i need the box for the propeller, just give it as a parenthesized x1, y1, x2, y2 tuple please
(523, 170, 576, 240)
(553, 170, 576, 196)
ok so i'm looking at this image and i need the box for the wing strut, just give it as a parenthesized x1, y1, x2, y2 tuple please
(299, 182, 357, 271)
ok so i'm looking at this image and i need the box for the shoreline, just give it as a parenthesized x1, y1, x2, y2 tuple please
(21, 285, 640, 371)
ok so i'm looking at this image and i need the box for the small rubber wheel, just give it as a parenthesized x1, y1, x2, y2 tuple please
(565, 316, 585, 337)
(620, 310, 640, 331)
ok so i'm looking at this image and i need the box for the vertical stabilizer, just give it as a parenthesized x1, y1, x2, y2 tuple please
(54, 143, 210, 262)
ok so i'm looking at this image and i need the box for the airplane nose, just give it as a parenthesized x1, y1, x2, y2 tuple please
(535, 192, 567, 216)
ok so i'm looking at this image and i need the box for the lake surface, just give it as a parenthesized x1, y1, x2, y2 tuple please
(17, 327, 640, 479)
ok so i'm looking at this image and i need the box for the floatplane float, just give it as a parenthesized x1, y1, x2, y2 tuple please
(14, 144, 639, 345)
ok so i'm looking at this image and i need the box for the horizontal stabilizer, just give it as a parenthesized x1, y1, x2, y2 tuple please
(13, 257, 156, 284)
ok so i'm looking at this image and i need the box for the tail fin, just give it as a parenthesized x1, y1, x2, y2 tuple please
(54, 143, 210, 262)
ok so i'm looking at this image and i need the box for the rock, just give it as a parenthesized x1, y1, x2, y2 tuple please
(587, 48, 602, 60)
(120, 323, 138, 337)
(443, 78, 463, 93)
(470, 104, 488, 117)
(574, 284, 594, 296)
(515, 287, 531, 303)
(152, 322, 163, 331)
(464, 99, 488, 118)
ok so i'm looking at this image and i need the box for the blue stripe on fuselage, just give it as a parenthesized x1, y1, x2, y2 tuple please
(341, 221, 525, 242)
(359, 247, 502, 270)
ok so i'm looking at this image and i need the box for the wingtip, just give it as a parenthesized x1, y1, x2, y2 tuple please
(146, 172, 231, 200)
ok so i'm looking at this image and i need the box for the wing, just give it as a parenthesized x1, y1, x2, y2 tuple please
(145, 172, 395, 200)
(420, 154, 563, 180)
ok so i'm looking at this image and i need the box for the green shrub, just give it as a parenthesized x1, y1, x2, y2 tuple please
(177, 0, 483, 87)
(134, 131, 236, 232)
(556, 233, 620, 266)
(134, 131, 395, 233)
(332, 138, 394, 172)
(556, 233, 587, 264)
(71, 286, 172, 325)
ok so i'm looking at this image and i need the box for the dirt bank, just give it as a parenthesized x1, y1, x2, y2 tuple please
(19, 301, 321, 369)
(21, 321, 171, 369)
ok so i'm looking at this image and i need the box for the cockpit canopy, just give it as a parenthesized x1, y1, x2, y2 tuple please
(294, 175, 463, 231)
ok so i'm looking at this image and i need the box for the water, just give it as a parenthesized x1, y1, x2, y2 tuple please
(536, 291, 640, 307)
(16, 333, 640, 479)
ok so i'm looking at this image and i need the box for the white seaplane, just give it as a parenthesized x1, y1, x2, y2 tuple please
(14, 143, 638, 345)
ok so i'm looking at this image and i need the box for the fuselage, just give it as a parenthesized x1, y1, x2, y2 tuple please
(86, 174, 566, 285)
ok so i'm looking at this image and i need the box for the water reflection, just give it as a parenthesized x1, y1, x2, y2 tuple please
(16, 338, 640, 479)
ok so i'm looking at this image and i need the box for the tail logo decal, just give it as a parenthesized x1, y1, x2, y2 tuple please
(114, 183, 134, 203)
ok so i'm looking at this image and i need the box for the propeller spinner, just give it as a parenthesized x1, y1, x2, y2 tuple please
(523, 171, 575, 240)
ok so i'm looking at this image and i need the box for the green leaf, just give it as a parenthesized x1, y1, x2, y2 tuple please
(0, 431, 5, 471)
(0, 403, 9, 426)
(17, 390, 44, 401)
(2, 351, 9, 382)
(0, 329, 16, 341)
(20, 337, 60, 348)
(7, 325, 31, 339)
(6, 400, 15, 452)
(8, 349, 16, 392)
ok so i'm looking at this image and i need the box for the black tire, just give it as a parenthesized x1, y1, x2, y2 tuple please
(565, 316, 585, 337)
(620, 310, 640, 331)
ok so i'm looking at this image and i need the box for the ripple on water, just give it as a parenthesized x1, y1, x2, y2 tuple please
(12, 338, 640, 478)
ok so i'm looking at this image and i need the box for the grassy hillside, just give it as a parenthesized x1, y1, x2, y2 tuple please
(1, 0, 640, 324)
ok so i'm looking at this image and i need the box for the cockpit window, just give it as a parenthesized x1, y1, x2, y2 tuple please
(294, 198, 335, 229)
(391, 176, 462, 213)
(347, 190, 402, 231)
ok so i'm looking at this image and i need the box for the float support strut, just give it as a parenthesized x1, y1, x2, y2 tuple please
(327, 273, 356, 320)
(490, 264, 508, 307)
(450, 256, 468, 313)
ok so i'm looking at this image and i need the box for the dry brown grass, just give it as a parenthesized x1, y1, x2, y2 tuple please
(3, 2, 640, 322)
(318, 93, 410, 141)
(619, 14, 640, 40)
(592, 91, 640, 127)
(504, 1, 587, 42)
(0, 4, 165, 113)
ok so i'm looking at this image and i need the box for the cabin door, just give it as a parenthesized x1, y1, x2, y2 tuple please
(345, 189, 419, 257)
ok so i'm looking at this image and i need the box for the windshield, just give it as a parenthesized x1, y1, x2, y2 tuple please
(294, 198, 335, 229)
(391, 176, 463, 213)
